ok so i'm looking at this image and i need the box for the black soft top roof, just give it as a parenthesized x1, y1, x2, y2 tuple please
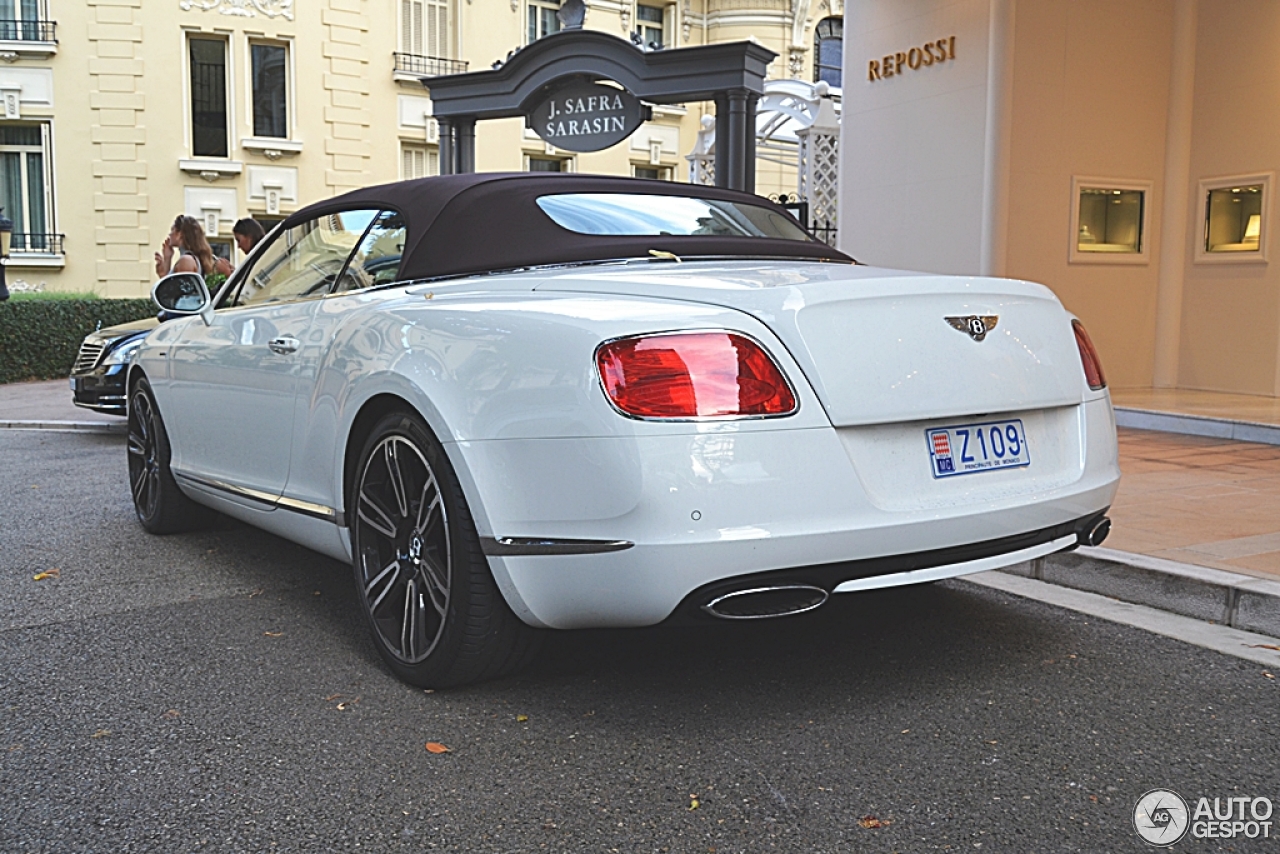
(281, 172, 850, 281)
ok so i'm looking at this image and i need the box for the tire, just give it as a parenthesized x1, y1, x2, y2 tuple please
(127, 377, 208, 534)
(350, 410, 539, 688)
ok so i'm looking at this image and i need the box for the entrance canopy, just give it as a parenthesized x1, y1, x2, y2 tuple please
(421, 30, 777, 192)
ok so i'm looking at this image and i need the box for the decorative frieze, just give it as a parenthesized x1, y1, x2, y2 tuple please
(788, 48, 804, 77)
(179, 0, 295, 21)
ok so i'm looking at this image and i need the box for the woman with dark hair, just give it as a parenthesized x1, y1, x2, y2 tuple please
(154, 215, 227, 278)
(232, 217, 266, 255)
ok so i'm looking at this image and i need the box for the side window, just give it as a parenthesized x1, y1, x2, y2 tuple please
(231, 209, 379, 306)
(334, 209, 407, 292)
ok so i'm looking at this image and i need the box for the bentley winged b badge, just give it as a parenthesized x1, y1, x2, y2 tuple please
(945, 315, 999, 342)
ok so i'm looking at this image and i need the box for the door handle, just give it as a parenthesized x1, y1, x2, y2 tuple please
(268, 336, 300, 355)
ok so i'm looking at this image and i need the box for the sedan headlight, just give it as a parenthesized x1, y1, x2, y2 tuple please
(102, 336, 145, 366)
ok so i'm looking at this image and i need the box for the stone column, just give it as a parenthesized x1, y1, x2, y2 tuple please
(437, 117, 455, 175)
(713, 94, 730, 189)
(744, 93, 759, 194)
(457, 118, 476, 173)
(1153, 0, 1198, 388)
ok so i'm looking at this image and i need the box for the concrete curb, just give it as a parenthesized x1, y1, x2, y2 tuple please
(1002, 546, 1280, 638)
(1114, 406, 1280, 446)
(0, 419, 126, 434)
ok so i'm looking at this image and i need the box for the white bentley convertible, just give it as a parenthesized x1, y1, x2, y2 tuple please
(129, 173, 1119, 687)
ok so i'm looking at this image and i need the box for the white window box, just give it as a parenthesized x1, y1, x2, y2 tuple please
(0, 38, 56, 61)
(240, 137, 303, 159)
(179, 159, 244, 181)
(7, 252, 64, 268)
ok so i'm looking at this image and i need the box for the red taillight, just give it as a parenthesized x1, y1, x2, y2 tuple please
(596, 332, 797, 419)
(1072, 320, 1107, 391)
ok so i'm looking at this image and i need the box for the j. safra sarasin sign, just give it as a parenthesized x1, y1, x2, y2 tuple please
(529, 80, 648, 152)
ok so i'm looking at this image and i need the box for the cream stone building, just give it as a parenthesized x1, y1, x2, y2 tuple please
(6, 0, 844, 297)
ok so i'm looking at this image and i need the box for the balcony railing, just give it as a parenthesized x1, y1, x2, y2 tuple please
(0, 19, 56, 42)
(11, 233, 65, 254)
(393, 52, 468, 78)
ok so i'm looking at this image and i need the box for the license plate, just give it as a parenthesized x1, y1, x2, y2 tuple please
(927, 419, 1030, 478)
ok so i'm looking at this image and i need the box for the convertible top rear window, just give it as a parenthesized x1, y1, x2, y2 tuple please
(285, 173, 852, 280)
(536, 193, 812, 242)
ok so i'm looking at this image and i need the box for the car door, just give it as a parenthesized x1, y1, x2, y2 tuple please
(163, 210, 380, 501)
(282, 208, 408, 515)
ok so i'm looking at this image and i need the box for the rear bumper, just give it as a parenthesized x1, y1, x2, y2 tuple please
(666, 512, 1103, 624)
(459, 396, 1120, 629)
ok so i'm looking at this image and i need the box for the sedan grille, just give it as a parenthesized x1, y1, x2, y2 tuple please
(73, 341, 106, 374)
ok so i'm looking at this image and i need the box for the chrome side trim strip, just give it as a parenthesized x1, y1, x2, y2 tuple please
(278, 495, 345, 527)
(175, 471, 276, 507)
(174, 471, 343, 525)
(480, 536, 635, 556)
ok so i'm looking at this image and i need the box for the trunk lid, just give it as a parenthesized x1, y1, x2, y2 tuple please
(536, 261, 1085, 426)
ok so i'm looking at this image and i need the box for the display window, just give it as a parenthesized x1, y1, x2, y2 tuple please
(1195, 173, 1272, 264)
(1069, 177, 1151, 264)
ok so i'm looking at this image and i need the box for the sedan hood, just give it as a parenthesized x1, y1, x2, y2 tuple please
(91, 316, 160, 344)
(535, 261, 1086, 426)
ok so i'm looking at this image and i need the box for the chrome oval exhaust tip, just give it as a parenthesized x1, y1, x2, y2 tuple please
(702, 585, 829, 620)
(1081, 516, 1111, 548)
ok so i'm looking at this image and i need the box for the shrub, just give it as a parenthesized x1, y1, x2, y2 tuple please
(0, 297, 156, 384)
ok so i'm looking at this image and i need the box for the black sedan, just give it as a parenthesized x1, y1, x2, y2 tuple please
(70, 317, 158, 415)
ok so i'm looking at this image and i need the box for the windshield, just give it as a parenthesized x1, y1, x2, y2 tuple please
(536, 193, 812, 242)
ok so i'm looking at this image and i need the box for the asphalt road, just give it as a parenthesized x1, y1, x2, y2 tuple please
(1, 429, 1277, 853)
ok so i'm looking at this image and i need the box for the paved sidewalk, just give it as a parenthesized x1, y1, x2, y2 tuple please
(1112, 387, 1280, 444)
(1108, 427, 1280, 581)
(0, 377, 124, 431)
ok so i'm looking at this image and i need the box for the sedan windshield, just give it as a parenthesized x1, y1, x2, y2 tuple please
(536, 193, 812, 242)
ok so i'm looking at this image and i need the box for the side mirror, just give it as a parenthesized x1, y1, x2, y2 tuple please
(152, 272, 213, 325)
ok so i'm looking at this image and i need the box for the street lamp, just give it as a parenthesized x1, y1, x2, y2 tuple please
(0, 207, 11, 301)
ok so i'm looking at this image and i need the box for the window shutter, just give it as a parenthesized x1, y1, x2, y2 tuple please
(426, 0, 449, 58)
(400, 0, 425, 54)
(401, 145, 438, 180)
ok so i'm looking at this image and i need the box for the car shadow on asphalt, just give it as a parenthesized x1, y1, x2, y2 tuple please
(190, 513, 1066, 707)
(518, 582, 1059, 692)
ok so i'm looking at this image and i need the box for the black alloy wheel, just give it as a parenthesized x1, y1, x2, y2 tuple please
(356, 433, 452, 664)
(351, 411, 538, 687)
(127, 378, 206, 534)
(127, 386, 161, 523)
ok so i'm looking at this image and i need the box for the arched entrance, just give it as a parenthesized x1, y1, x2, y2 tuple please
(419, 29, 776, 192)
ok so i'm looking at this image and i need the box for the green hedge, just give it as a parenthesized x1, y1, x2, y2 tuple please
(0, 297, 156, 384)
